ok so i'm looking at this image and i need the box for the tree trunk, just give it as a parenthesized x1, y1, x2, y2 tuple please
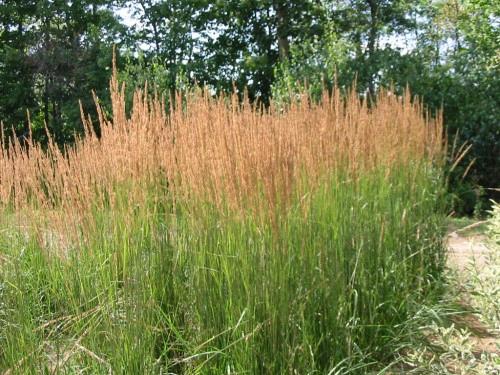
(274, 1, 290, 60)
(366, 0, 378, 97)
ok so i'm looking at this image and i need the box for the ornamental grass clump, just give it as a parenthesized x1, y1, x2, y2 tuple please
(0, 66, 445, 373)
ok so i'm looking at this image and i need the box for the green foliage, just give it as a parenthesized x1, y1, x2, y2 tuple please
(0, 165, 446, 373)
(272, 27, 353, 103)
(489, 199, 500, 246)
(119, 52, 173, 110)
(0, 0, 122, 143)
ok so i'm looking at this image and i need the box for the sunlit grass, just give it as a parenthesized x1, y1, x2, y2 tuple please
(0, 69, 446, 373)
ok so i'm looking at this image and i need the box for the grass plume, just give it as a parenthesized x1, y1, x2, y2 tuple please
(0, 70, 446, 373)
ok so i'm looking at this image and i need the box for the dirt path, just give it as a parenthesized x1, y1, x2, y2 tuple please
(447, 221, 490, 271)
(445, 227, 499, 368)
(383, 221, 499, 374)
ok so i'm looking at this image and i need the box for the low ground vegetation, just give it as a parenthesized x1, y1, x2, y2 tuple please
(386, 209, 499, 374)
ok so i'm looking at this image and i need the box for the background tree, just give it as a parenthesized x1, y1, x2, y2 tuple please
(0, 0, 123, 143)
(119, 0, 328, 103)
(0, 0, 38, 132)
(273, 0, 499, 214)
